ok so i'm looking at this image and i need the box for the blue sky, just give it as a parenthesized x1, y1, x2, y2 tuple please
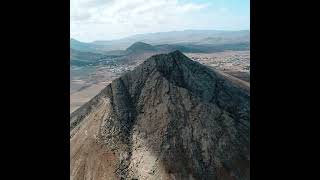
(71, 0, 250, 42)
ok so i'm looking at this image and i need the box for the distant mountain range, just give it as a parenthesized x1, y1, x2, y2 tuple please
(70, 48, 105, 61)
(126, 41, 157, 53)
(75, 40, 248, 56)
(71, 40, 250, 67)
(70, 38, 111, 53)
(71, 30, 250, 52)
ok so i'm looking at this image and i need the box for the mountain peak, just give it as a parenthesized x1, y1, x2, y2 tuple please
(131, 41, 149, 46)
(126, 41, 156, 52)
(168, 50, 184, 56)
(70, 38, 80, 42)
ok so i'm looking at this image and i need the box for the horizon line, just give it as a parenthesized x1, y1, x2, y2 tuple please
(71, 29, 250, 43)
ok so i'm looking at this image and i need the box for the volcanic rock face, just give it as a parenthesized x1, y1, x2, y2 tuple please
(70, 51, 250, 180)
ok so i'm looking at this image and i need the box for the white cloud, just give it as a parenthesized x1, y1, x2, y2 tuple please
(70, 0, 248, 42)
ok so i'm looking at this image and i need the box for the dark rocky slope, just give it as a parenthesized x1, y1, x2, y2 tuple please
(70, 50, 250, 180)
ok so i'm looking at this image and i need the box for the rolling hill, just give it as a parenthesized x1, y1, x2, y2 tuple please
(71, 30, 250, 51)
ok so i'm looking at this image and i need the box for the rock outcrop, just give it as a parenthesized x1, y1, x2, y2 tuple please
(70, 50, 250, 180)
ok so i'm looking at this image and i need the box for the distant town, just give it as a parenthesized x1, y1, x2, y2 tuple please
(186, 51, 250, 73)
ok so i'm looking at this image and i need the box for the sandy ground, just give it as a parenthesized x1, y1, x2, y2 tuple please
(70, 61, 143, 113)
(185, 51, 250, 82)
(70, 98, 119, 180)
(70, 82, 110, 113)
(185, 51, 250, 73)
(70, 67, 119, 113)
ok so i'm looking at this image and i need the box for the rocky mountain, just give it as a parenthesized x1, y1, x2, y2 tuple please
(70, 38, 111, 53)
(70, 51, 250, 180)
(122, 41, 249, 57)
(70, 48, 114, 67)
(125, 42, 158, 53)
(92, 30, 250, 49)
(70, 48, 106, 61)
(71, 30, 249, 52)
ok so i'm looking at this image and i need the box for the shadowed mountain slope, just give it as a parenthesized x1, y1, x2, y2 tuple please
(70, 51, 250, 180)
